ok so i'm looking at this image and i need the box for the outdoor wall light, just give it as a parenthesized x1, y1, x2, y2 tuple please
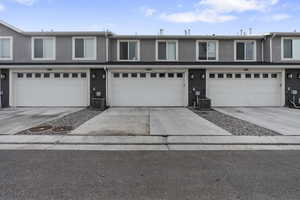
(92, 87, 96, 91)
(102, 74, 106, 79)
(201, 74, 205, 79)
(0, 73, 6, 80)
(190, 74, 194, 79)
(92, 74, 96, 79)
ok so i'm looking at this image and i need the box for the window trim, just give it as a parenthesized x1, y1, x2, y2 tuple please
(234, 40, 257, 62)
(281, 37, 300, 61)
(155, 40, 179, 61)
(117, 40, 140, 61)
(72, 37, 97, 60)
(0, 36, 13, 60)
(195, 40, 219, 61)
(31, 37, 56, 60)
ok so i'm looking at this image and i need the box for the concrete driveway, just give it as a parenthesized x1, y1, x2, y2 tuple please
(71, 107, 230, 136)
(215, 107, 300, 136)
(0, 107, 82, 135)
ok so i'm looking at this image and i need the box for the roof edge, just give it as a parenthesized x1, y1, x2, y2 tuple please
(0, 20, 23, 33)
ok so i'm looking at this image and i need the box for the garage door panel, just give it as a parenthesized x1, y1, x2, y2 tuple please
(207, 71, 282, 107)
(110, 72, 185, 107)
(14, 72, 88, 107)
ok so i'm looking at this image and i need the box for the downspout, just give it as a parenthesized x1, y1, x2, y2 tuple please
(262, 38, 264, 62)
(105, 30, 109, 107)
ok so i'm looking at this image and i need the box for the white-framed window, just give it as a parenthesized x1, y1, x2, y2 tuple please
(72, 37, 97, 60)
(282, 37, 300, 60)
(117, 40, 140, 61)
(156, 40, 178, 61)
(0, 36, 13, 60)
(234, 40, 256, 61)
(32, 37, 56, 60)
(196, 40, 218, 61)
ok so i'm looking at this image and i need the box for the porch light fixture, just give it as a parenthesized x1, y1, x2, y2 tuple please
(190, 74, 194, 79)
(92, 74, 96, 79)
(0, 73, 6, 80)
(102, 74, 106, 79)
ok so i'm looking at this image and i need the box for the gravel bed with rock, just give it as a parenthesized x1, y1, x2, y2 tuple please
(17, 108, 102, 135)
(191, 108, 281, 136)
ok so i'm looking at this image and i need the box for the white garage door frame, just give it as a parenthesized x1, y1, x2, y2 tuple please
(107, 69, 188, 107)
(9, 68, 90, 107)
(206, 68, 285, 107)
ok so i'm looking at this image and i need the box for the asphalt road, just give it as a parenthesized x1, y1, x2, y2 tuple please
(1, 151, 300, 200)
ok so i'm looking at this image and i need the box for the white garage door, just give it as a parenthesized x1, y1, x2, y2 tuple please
(14, 71, 89, 107)
(207, 71, 282, 107)
(110, 71, 186, 107)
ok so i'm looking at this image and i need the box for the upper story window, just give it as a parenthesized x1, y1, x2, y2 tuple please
(0, 36, 13, 60)
(156, 40, 178, 61)
(118, 40, 139, 61)
(72, 37, 97, 60)
(196, 40, 218, 61)
(32, 37, 55, 60)
(235, 40, 256, 61)
(282, 38, 300, 60)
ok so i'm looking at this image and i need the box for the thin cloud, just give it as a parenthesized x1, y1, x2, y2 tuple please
(160, 0, 280, 23)
(140, 6, 157, 17)
(0, 4, 5, 11)
(10, 0, 38, 6)
(271, 13, 290, 21)
(160, 10, 236, 23)
(197, 0, 279, 12)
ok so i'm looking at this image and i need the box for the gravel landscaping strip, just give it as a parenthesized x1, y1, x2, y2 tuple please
(17, 108, 102, 135)
(191, 108, 281, 136)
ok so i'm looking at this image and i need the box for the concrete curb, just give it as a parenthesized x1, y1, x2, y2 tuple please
(1, 135, 300, 145)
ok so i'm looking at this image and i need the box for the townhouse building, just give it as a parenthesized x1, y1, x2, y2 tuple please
(0, 21, 299, 108)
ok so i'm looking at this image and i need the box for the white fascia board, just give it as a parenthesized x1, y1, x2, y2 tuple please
(0, 65, 107, 69)
(106, 64, 300, 70)
(201, 65, 300, 69)
(106, 65, 189, 69)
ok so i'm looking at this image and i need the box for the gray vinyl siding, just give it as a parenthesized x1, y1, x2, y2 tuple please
(219, 40, 234, 61)
(0, 24, 107, 63)
(179, 40, 195, 61)
(272, 36, 282, 63)
(109, 39, 118, 61)
(256, 40, 263, 61)
(140, 39, 155, 62)
(109, 38, 264, 62)
(0, 23, 272, 63)
(264, 37, 271, 62)
(271, 35, 300, 63)
(0, 24, 31, 63)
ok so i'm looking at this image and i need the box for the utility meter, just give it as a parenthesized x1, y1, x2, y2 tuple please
(292, 90, 298, 95)
(96, 91, 101, 97)
(195, 91, 201, 96)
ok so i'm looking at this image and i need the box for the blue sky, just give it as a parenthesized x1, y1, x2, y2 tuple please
(0, 0, 299, 35)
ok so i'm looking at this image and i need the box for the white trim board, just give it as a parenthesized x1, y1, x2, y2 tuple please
(155, 40, 179, 61)
(0, 36, 13, 61)
(195, 40, 219, 61)
(72, 36, 97, 61)
(234, 40, 257, 62)
(31, 37, 56, 61)
(117, 40, 140, 61)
